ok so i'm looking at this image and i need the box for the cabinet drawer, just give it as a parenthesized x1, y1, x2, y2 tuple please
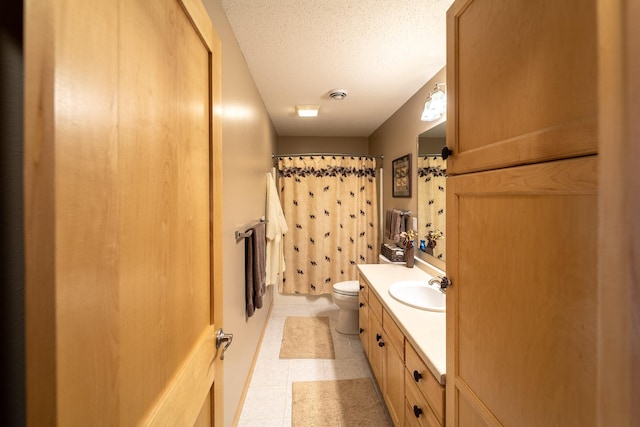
(358, 294, 369, 356)
(358, 276, 369, 301)
(405, 342, 445, 425)
(383, 309, 404, 361)
(358, 292, 368, 316)
(368, 290, 383, 322)
(405, 370, 442, 427)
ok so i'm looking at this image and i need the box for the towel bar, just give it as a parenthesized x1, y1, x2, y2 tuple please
(235, 229, 253, 239)
(235, 218, 268, 240)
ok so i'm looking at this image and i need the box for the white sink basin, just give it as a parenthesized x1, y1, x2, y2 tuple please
(388, 280, 446, 312)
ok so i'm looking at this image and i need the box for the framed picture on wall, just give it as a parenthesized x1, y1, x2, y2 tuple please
(392, 154, 412, 197)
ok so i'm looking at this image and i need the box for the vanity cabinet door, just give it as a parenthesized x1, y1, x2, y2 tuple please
(382, 332, 405, 427)
(367, 296, 404, 426)
(446, 156, 597, 426)
(368, 309, 384, 387)
(445, 0, 597, 175)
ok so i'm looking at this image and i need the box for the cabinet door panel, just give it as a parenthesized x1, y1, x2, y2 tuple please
(369, 311, 384, 386)
(383, 338, 405, 426)
(458, 395, 490, 427)
(447, 156, 597, 426)
(446, 0, 597, 174)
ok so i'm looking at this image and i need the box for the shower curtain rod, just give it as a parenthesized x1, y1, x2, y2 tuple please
(272, 153, 383, 160)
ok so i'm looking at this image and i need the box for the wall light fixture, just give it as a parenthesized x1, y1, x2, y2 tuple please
(421, 83, 447, 122)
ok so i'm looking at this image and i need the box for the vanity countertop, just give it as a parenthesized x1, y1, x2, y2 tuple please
(357, 263, 446, 385)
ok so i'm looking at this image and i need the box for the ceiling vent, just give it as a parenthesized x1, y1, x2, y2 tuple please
(329, 89, 348, 100)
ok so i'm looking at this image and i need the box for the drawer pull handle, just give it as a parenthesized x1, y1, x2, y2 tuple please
(413, 405, 423, 418)
(359, 328, 364, 334)
(376, 333, 382, 342)
(359, 284, 364, 290)
(413, 370, 423, 382)
(359, 302, 364, 307)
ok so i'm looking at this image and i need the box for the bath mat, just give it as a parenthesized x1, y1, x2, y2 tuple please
(291, 378, 392, 426)
(279, 316, 335, 359)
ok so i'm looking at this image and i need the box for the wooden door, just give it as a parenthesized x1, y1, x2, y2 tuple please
(446, 156, 598, 426)
(446, 0, 598, 174)
(597, 1, 640, 425)
(24, 0, 224, 425)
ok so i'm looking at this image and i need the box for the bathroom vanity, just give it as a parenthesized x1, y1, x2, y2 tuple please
(357, 263, 446, 427)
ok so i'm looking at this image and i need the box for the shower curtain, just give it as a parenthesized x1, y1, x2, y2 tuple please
(417, 155, 447, 261)
(278, 155, 379, 295)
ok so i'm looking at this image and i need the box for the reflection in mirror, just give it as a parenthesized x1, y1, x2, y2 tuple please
(417, 121, 447, 266)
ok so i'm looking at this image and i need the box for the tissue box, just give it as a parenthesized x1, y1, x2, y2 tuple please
(380, 243, 405, 262)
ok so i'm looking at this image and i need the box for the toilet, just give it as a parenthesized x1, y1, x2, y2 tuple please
(332, 280, 361, 335)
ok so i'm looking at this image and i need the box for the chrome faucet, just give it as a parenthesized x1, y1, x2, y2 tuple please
(429, 276, 449, 294)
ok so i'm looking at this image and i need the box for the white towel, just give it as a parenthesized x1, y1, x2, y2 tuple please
(265, 172, 288, 288)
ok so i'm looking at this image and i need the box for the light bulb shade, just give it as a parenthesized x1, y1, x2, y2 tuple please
(420, 89, 447, 122)
(421, 106, 442, 122)
(429, 90, 446, 110)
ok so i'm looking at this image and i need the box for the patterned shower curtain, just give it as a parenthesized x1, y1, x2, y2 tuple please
(278, 155, 379, 295)
(417, 155, 447, 261)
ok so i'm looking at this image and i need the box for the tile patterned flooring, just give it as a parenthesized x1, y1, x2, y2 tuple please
(237, 302, 385, 426)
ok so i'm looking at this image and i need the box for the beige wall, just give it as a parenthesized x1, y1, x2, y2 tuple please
(369, 66, 447, 245)
(202, 2, 278, 426)
(277, 136, 369, 155)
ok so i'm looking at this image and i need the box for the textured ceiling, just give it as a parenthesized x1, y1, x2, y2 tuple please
(220, 0, 453, 137)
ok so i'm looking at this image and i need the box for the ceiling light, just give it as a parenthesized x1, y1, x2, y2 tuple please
(421, 83, 447, 122)
(296, 105, 319, 117)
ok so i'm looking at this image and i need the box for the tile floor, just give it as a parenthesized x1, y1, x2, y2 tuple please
(237, 302, 388, 426)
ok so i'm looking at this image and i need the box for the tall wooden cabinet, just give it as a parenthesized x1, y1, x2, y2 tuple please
(445, 0, 599, 426)
(446, 0, 597, 176)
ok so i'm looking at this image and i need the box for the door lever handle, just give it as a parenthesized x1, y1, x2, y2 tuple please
(215, 328, 234, 361)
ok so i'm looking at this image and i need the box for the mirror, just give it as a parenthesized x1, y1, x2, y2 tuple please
(416, 121, 447, 269)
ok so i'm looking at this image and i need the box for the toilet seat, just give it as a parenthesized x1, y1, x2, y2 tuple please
(332, 280, 360, 297)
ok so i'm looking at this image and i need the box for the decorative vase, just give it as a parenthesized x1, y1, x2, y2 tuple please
(405, 246, 414, 268)
(426, 240, 436, 256)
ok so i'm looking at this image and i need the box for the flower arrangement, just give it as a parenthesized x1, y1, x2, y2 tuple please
(426, 229, 444, 248)
(400, 229, 416, 249)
